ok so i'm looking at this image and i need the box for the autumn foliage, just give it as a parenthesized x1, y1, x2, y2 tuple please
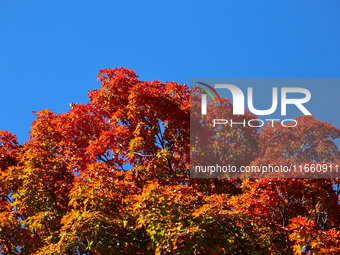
(0, 67, 340, 254)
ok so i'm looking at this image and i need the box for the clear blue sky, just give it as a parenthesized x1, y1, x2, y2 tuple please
(1, 0, 339, 144)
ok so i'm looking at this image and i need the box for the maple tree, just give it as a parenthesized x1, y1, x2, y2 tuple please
(0, 67, 339, 254)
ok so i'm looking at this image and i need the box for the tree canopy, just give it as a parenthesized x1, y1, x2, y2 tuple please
(0, 67, 339, 254)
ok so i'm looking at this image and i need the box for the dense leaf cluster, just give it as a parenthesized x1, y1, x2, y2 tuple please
(0, 68, 339, 254)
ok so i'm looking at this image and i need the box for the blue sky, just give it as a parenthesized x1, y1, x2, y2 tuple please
(1, 0, 339, 144)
